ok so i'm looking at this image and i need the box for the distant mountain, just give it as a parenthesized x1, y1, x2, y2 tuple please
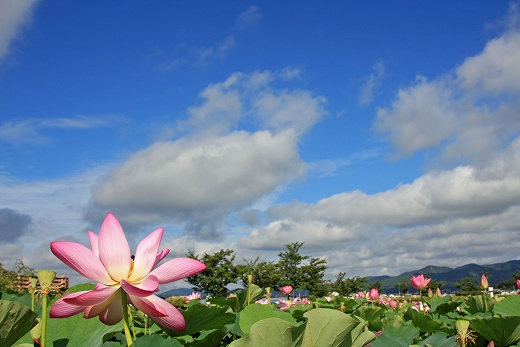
(372, 259, 520, 293)
(158, 287, 194, 298)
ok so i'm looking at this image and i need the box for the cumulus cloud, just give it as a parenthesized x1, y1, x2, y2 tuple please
(374, 21, 520, 163)
(87, 70, 326, 239)
(0, 0, 39, 61)
(236, 16, 520, 276)
(0, 208, 31, 242)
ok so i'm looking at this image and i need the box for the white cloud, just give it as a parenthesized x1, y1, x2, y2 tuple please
(457, 31, 520, 96)
(0, 166, 109, 284)
(236, 137, 520, 276)
(359, 61, 388, 106)
(374, 18, 520, 163)
(235, 6, 262, 29)
(0, 115, 118, 146)
(0, 0, 39, 61)
(88, 70, 327, 238)
(91, 130, 304, 224)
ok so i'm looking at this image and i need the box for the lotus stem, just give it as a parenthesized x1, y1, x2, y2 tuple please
(247, 274, 253, 306)
(37, 270, 56, 347)
(121, 290, 134, 346)
(30, 277, 38, 311)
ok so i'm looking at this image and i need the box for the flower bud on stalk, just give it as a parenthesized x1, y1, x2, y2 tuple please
(37, 270, 56, 347)
(480, 274, 489, 290)
(435, 287, 442, 297)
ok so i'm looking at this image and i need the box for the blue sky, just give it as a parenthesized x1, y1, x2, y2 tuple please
(1, 1, 520, 290)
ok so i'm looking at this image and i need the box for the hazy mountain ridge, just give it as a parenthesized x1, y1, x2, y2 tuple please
(373, 259, 520, 293)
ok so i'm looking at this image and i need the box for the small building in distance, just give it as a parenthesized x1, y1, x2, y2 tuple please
(15, 274, 69, 292)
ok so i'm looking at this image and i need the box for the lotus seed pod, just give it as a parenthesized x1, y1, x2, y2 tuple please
(37, 270, 56, 290)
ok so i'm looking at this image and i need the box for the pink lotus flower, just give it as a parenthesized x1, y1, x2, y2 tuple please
(280, 285, 293, 295)
(516, 279, 520, 290)
(410, 274, 431, 290)
(50, 213, 206, 331)
(277, 299, 291, 311)
(367, 288, 379, 301)
(185, 292, 202, 303)
(293, 297, 311, 305)
(355, 291, 365, 299)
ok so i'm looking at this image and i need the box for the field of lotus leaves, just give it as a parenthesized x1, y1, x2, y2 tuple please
(2, 277, 520, 347)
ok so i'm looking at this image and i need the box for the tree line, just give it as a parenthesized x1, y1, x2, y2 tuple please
(185, 241, 383, 298)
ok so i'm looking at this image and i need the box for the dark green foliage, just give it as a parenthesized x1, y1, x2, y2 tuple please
(185, 249, 240, 297)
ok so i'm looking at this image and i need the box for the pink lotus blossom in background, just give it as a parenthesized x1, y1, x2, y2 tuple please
(255, 298, 269, 304)
(355, 291, 365, 299)
(185, 292, 202, 303)
(410, 274, 431, 290)
(293, 297, 311, 305)
(367, 288, 379, 301)
(277, 299, 291, 311)
(280, 285, 293, 295)
(50, 213, 206, 331)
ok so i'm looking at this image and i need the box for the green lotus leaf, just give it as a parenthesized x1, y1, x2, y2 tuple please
(493, 295, 520, 317)
(132, 334, 182, 347)
(470, 316, 520, 347)
(165, 302, 235, 336)
(229, 317, 305, 347)
(239, 303, 297, 334)
(0, 300, 38, 347)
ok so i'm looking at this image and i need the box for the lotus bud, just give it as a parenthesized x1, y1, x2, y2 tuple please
(30, 318, 41, 344)
(488, 341, 495, 347)
(37, 270, 56, 292)
(427, 288, 433, 298)
(516, 279, 520, 290)
(435, 287, 442, 297)
(480, 274, 489, 290)
(280, 285, 293, 295)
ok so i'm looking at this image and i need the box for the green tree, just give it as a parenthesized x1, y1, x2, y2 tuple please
(276, 242, 309, 288)
(454, 277, 480, 293)
(275, 242, 327, 296)
(0, 260, 35, 291)
(496, 270, 520, 290)
(300, 257, 328, 296)
(236, 257, 281, 289)
(185, 249, 239, 297)
(328, 273, 368, 296)
(395, 278, 409, 295)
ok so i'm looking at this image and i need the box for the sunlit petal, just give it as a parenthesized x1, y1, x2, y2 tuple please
(121, 275, 159, 297)
(50, 241, 114, 285)
(128, 228, 164, 282)
(153, 249, 170, 268)
(88, 230, 99, 257)
(50, 291, 89, 318)
(149, 258, 206, 284)
(63, 286, 119, 306)
(98, 213, 131, 281)
(129, 295, 167, 317)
